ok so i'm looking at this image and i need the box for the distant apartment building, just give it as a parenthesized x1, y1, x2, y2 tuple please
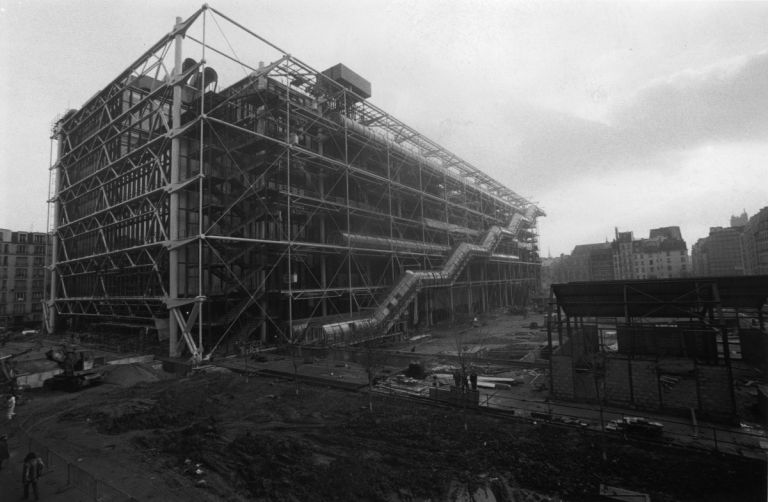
(0, 229, 49, 327)
(540, 257, 558, 295)
(611, 226, 689, 280)
(562, 245, 593, 282)
(692, 226, 745, 276)
(612, 230, 635, 280)
(588, 244, 615, 281)
(568, 243, 614, 281)
(691, 208, 768, 277)
(548, 225, 693, 288)
(544, 242, 615, 287)
(743, 206, 768, 275)
(731, 210, 749, 227)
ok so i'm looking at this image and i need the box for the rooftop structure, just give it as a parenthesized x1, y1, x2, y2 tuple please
(47, 7, 543, 361)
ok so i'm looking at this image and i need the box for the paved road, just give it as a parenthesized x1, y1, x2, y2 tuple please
(479, 387, 768, 459)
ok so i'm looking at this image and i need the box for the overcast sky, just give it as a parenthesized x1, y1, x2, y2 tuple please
(1, 0, 766, 256)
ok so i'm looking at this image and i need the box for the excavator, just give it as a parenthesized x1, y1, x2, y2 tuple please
(0, 341, 43, 397)
(44, 346, 103, 392)
(0, 353, 20, 396)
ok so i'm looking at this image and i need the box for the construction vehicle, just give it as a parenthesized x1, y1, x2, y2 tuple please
(0, 353, 20, 396)
(44, 347, 103, 392)
(606, 416, 665, 438)
(1, 341, 42, 397)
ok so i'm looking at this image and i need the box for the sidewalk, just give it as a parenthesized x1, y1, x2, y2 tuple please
(0, 428, 88, 502)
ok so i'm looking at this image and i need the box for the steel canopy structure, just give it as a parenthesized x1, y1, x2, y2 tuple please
(46, 6, 543, 361)
(551, 276, 768, 320)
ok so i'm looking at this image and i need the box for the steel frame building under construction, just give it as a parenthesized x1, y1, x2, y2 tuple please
(46, 6, 543, 361)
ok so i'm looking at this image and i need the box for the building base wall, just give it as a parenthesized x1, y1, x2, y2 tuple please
(551, 353, 737, 423)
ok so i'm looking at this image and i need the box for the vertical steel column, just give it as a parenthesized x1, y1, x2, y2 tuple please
(387, 138, 395, 288)
(467, 266, 473, 316)
(343, 92, 352, 316)
(502, 263, 507, 307)
(413, 291, 419, 327)
(418, 154, 426, 328)
(442, 169, 449, 242)
(418, 156, 425, 243)
(46, 129, 64, 334)
(480, 265, 487, 313)
(197, 8, 207, 354)
(547, 286, 555, 393)
(168, 16, 184, 357)
(286, 70, 294, 339)
(319, 174, 327, 317)
(712, 283, 738, 420)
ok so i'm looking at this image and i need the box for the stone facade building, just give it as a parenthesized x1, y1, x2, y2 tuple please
(0, 229, 49, 328)
(612, 226, 689, 280)
(743, 206, 768, 275)
(692, 207, 768, 277)
(692, 226, 745, 276)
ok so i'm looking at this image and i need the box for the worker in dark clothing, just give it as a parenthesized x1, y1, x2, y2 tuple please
(470, 371, 478, 391)
(453, 371, 461, 389)
(22, 451, 44, 500)
(0, 433, 9, 470)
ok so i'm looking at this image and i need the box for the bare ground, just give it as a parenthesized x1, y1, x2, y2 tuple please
(15, 369, 764, 502)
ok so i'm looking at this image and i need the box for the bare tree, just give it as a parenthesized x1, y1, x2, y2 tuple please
(351, 326, 385, 413)
(453, 329, 471, 431)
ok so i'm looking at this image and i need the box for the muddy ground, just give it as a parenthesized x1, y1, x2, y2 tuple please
(14, 368, 764, 502)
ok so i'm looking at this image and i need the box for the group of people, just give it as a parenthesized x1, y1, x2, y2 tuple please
(451, 370, 478, 391)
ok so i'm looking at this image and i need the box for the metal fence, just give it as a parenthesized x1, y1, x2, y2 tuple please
(18, 427, 137, 502)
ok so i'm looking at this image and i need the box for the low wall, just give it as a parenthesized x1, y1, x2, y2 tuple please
(429, 387, 480, 406)
(550, 353, 737, 423)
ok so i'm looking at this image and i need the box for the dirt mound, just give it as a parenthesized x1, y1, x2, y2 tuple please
(101, 362, 169, 387)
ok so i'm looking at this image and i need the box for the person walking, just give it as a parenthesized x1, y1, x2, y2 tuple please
(6, 393, 16, 419)
(22, 451, 44, 500)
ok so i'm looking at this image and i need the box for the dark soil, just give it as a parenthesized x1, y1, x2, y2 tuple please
(51, 372, 763, 501)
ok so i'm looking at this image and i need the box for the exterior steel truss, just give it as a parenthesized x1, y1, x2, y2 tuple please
(48, 6, 544, 362)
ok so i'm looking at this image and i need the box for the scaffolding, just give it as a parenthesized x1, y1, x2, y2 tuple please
(47, 6, 544, 362)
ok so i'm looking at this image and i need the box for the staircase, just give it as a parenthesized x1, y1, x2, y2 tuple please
(318, 205, 538, 345)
